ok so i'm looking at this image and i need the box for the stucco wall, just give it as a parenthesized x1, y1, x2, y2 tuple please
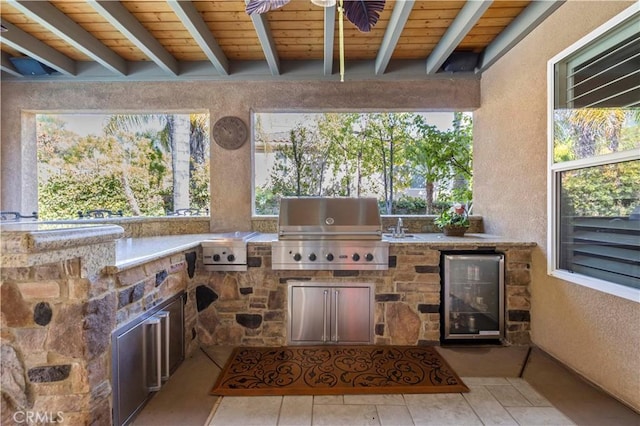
(474, 0, 639, 411)
(0, 78, 479, 228)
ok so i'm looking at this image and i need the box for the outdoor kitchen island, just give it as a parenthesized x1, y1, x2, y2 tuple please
(211, 232, 535, 348)
(0, 223, 534, 424)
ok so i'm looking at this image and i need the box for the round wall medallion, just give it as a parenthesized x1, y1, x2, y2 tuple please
(212, 116, 248, 150)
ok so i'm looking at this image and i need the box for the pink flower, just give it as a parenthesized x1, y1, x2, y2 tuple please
(453, 203, 465, 215)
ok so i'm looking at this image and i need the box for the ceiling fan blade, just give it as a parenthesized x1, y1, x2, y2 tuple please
(245, 0, 292, 15)
(342, 0, 386, 32)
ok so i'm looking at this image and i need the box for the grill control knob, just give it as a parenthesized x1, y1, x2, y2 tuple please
(352, 253, 360, 262)
(309, 253, 317, 261)
(326, 253, 334, 261)
(227, 254, 235, 262)
(213, 254, 221, 262)
(365, 253, 374, 262)
(293, 253, 302, 261)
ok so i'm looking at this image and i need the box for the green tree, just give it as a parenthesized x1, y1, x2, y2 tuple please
(360, 113, 414, 214)
(104, 113, 209, 212)
(317, 113, 378, 197)
(268, 125, 325, 196)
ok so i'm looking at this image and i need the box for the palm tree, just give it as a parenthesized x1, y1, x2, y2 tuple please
(568, 108, 627, 158)
(104, 113, 202, 213)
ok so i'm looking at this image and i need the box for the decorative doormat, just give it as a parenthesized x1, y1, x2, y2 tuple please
(210, 346, 469, 396)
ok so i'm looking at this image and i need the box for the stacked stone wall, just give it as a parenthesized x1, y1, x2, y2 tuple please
(1, 249, 200, 425)
(1, 258, 115, 425)
(193, 243, 533, 347)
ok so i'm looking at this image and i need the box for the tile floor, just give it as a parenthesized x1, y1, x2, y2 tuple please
(132, 345, 640, 426)
(207, 378, 574, 426)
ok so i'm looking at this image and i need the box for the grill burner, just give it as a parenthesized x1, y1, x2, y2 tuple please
(272, 197, 389, 270)
(202, 231, 257, 271)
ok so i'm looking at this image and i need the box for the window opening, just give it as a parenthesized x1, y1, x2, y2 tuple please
(37, 113, 210, 219)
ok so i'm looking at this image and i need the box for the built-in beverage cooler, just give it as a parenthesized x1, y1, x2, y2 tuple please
(441, 253, 504, 341)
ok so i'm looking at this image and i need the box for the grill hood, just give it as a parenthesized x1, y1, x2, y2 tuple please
(277, 197, 383, 240)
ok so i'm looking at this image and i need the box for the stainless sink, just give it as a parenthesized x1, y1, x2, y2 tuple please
(383, 234, 420, 240)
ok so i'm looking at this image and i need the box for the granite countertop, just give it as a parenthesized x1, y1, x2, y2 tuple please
(113, 233, 220, 271)
(1, 224, 536, 272)
(0, 222, 125, 253)
(250, 232, 535, 246)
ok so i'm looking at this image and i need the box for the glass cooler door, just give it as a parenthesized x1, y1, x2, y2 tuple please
(443, 254, 504, 340)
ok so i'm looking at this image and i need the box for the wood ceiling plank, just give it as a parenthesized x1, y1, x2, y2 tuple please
(269, 20, 325, 30)
(192, 1, 248, 13)
(468, 17, 517, 27)
(482, 7, 529, 18)
(403, 19, 454, 29)
(199, 11, 255, 22)
(413, 1, 466, 10)
(216, 37, 270, 46)
(267, 11, 326, 21)
(0, 45, 23, 57)
(120, 1, 175, 13)
(49, 1, 98, 14)
(408, 9, 463, 20)
(489, 1, 531, 8)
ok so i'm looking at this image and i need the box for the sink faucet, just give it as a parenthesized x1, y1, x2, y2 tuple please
(388, 218, 406, 238)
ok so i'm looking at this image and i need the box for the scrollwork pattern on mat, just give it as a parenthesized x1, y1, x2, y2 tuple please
(217, 346, 464, 391)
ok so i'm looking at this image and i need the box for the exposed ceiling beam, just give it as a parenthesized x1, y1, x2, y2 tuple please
(7, 0, 126, 76)
(1, 51, 23, 77)
(323, 5, 336, 76)
(166, 0, 229, 75)
(0, 18, 76, 76)
(425, 0, 493, 75)
(88, 0, 179, 76)
(477, 0, 566, 72)
(375, 0, 415, 75)
(246, 1, 280, 75)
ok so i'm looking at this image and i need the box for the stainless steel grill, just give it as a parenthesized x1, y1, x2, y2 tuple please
(272, 197, 389, 270)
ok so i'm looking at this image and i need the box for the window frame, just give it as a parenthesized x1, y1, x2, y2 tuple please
(546, 3, 640, 303)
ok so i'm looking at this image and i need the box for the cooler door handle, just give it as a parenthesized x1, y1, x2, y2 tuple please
(143, 317, 162, 392)
(334, 290, 340, 342)
(322, 290, 328, 343)
(156, 311, 170, 381)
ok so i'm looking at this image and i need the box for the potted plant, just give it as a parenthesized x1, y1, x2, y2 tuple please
(434, 203, 470, 236)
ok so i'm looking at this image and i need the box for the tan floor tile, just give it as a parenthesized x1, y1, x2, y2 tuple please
(376, 404, 415, 426)
(312, 403, 380, 426)
(343, 394, 406, 405)
(314, 395, 344, 405)
(404, 393, 482, 425)
(280, 395, 313, 426)
(208, 396, 282, 426)
(486, 384, 534, 407)
(462, 386, 518, 425)
(507, 406, 576, 425)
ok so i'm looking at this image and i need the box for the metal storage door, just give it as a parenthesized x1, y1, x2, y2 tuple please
(290, 285, 329, 342)
(114, 320, 158, 425)
(332, 287, 372, 343)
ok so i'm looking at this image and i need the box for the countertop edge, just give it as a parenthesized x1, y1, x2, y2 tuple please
(109, 233, 536, 274)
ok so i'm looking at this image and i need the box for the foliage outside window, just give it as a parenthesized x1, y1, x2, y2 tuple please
(37, 113, 210, 219)
(253, 112, 472, 216)
(548, 6, 640, 301)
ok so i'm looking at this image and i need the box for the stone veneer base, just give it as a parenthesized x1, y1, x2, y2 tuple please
(194, 242, 532, 348)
